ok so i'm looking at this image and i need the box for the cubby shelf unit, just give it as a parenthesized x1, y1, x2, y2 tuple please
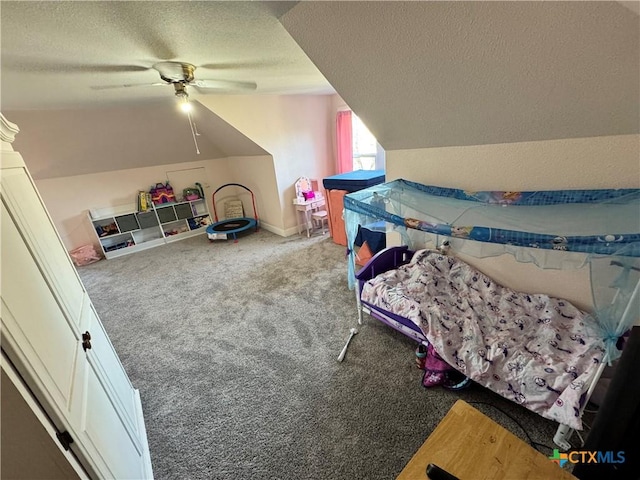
(90, 198, 211, 259)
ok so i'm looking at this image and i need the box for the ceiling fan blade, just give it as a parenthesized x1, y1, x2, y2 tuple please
(68, 64, 151, 73)
(2, 56, 151, 74)
(193, 79, 257, 91)
(198, 61, 273, 71)
(90, 82, 166, 90)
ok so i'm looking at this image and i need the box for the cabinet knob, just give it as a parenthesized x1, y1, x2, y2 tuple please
(82, 331, 92, 352)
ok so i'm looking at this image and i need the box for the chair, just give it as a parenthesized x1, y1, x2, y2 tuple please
(311, 210, 328, 234)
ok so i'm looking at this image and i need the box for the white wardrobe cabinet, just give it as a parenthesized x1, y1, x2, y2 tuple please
(0, 114, 153, 479)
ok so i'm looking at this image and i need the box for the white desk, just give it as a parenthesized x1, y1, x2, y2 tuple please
(293, 196, 326, 237)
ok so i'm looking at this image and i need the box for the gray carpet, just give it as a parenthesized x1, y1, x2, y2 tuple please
(78, 229, 563, 480)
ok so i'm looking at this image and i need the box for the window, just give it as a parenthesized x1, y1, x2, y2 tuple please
(336, 110, 385, 173)
(352, 113, 378, 171)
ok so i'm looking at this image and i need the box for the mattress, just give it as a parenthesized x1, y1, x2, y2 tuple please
(322, 170, 385, 192)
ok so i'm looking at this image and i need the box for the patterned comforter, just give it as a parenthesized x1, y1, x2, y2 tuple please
(361, 249, 605, 429)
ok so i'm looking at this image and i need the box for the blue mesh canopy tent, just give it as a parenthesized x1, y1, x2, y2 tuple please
(344, 179, 640, 365)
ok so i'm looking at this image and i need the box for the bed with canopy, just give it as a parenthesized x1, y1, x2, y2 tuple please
(341, 179, 640, 449)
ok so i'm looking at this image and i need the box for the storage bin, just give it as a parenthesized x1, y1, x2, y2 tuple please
(69, 244, 102, 266)
(322, 170, 385, 246)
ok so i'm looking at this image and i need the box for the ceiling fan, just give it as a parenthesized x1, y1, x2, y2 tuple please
(91, 61, 258, 96)
(91, 61, 257, 155)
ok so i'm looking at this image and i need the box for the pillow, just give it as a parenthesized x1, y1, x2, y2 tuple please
(355, 241, 374, 266)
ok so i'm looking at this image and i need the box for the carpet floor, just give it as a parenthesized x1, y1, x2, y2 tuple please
(78, 229, 564, 480)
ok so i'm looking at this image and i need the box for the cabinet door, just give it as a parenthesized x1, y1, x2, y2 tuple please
(68, 300, 149, 480)
(1, 207, 79, 417)
(1, 163, 153, 479)
(1, 166, 85, 325)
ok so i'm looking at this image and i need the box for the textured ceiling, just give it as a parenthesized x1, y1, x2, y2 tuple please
(3, 1, 638, 177)
(282, 1, 639, 150)
(1, 1, 334, 110)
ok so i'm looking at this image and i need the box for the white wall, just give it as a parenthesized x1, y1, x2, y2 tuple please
(386, 134, 640, 309)
(198, 94, 336, 233)
(9, 94, 336, 251)
(223, 155, 281, 235)
(35, 158, 235, 251)
(386, 134, 640, 190)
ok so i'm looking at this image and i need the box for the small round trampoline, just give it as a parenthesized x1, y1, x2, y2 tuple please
(206, 183, 259, 242)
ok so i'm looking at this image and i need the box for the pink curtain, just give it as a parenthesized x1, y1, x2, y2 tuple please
(336, 110, 353, 174)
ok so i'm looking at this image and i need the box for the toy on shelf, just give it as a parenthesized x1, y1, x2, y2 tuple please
(183, 186, 202, 201)
(188, 216, 211, 229)
(150, 182, 176, 205)
(96, 222, 118, 237)
(137, 191, 153, 212)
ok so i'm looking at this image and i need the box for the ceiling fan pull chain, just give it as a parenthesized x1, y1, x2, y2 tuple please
(186, 110, 200, 155)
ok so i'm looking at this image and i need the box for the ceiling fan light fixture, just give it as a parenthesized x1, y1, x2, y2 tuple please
(179, 96, 192, 113)
(173, 83, 192, 113)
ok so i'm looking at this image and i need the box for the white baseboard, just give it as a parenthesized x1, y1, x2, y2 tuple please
(259, 222, 308, 238)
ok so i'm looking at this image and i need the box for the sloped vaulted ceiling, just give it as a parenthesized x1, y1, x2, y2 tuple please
(7, 101, 267, 180)
(281, 1, 639, 150)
